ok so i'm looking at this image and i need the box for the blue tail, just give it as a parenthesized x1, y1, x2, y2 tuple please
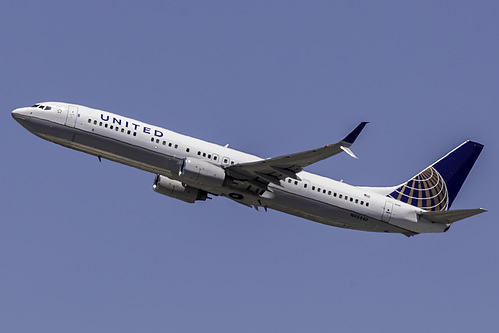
(388, 141, 483, 211)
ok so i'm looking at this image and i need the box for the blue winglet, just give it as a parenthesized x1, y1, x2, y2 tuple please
(342, 122, 369, 144)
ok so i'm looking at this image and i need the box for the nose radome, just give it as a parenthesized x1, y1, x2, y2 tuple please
(12, 108, 23, 119)
(11, 107, 31, 121)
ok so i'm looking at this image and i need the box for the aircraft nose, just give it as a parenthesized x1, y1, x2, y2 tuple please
(11, 107, 30, 121)
(12, 108, 23, 120)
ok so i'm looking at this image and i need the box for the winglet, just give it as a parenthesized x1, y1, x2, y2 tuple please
(340, 146, 358, 159)
(342, 122, 369, 145)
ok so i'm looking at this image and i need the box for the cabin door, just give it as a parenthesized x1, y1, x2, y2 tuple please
(65, 105, 78, 127)
(381, 201, 393, 222)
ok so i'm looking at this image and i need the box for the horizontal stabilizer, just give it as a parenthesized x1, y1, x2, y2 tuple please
(419, 208, 487, 224)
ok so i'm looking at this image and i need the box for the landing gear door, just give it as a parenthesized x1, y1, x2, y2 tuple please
(382, 201, 393, 222)
(65, 105, 78, 127)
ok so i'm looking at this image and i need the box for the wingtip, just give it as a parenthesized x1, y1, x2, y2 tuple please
(342, 122, 369, 144)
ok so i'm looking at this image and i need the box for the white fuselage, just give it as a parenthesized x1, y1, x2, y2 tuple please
(12, 102, 447, 235)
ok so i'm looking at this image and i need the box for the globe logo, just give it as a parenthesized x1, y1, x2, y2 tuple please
(389, 167, 449, 211)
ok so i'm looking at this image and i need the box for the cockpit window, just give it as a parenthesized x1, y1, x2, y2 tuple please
(31, 104, 51, 110)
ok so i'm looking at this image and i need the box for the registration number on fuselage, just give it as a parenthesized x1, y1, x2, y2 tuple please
(350, 213, 369, 222)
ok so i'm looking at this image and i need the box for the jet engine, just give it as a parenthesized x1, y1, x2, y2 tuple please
(153, 175, 208, 203)
(179, 158, 226, 189)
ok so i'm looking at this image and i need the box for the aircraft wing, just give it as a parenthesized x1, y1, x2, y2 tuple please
(225, 122, 368, 188)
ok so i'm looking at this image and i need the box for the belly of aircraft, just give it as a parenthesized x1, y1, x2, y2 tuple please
(265, 188, 409, 234)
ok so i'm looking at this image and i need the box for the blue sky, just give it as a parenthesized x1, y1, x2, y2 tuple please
(2, 1, 498, 332)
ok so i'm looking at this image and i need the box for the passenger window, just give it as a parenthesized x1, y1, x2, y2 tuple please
(339, 194, 342, 199)
(207, 154, 211, 159)
(115, 127, 119, 131)
(121, 128, 124, 133)
(169, 143, 172, 147)
(323, 189, 326, 194)
(151, 138, 154, 142)
(198, 151, 201, 155)
(88, 119, 91, 123)
(186, 148, 190, 152)
(350, 198, 353, 202)
(288, 179, 292, 183)
(312, 186, 315, 190)
(133, 132, 137, 136)
(328, 191, 331, 195)
(304, 184, 307, 188)
(156, 139, 159, 144)
(203, 153, 206, 157)
(366, 203, 370, 207)
(105, 124, 108, 128)
(213, 156, 217, 161)
(355, 199, 358, 204)
(294, 181, 298, 185)
(163, 141, 166, 145)
(99, 122, 102, 126)
(94, 120, 97, 125)
(223, 158, 228, 163)
(127, 130, 131, 135)
(174, 144, 178, 149)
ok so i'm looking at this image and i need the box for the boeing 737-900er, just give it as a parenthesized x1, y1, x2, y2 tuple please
(12, 102, 486, 236)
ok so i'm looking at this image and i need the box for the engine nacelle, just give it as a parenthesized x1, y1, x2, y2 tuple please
(153, 175, 208, 203)
(179, 158, 226, 189)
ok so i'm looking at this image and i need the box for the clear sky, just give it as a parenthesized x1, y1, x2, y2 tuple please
(2, 1, 498, 332)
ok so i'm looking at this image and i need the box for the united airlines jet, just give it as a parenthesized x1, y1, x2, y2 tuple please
(12, 102, 486, 236)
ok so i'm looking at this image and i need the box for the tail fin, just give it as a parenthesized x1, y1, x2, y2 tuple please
(388, 141, 483, 211)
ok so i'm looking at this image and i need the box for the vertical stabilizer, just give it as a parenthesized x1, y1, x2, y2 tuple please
(388, 141, 483, 211)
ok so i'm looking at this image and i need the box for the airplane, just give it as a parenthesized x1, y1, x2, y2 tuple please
(12, 102, 486, 236)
